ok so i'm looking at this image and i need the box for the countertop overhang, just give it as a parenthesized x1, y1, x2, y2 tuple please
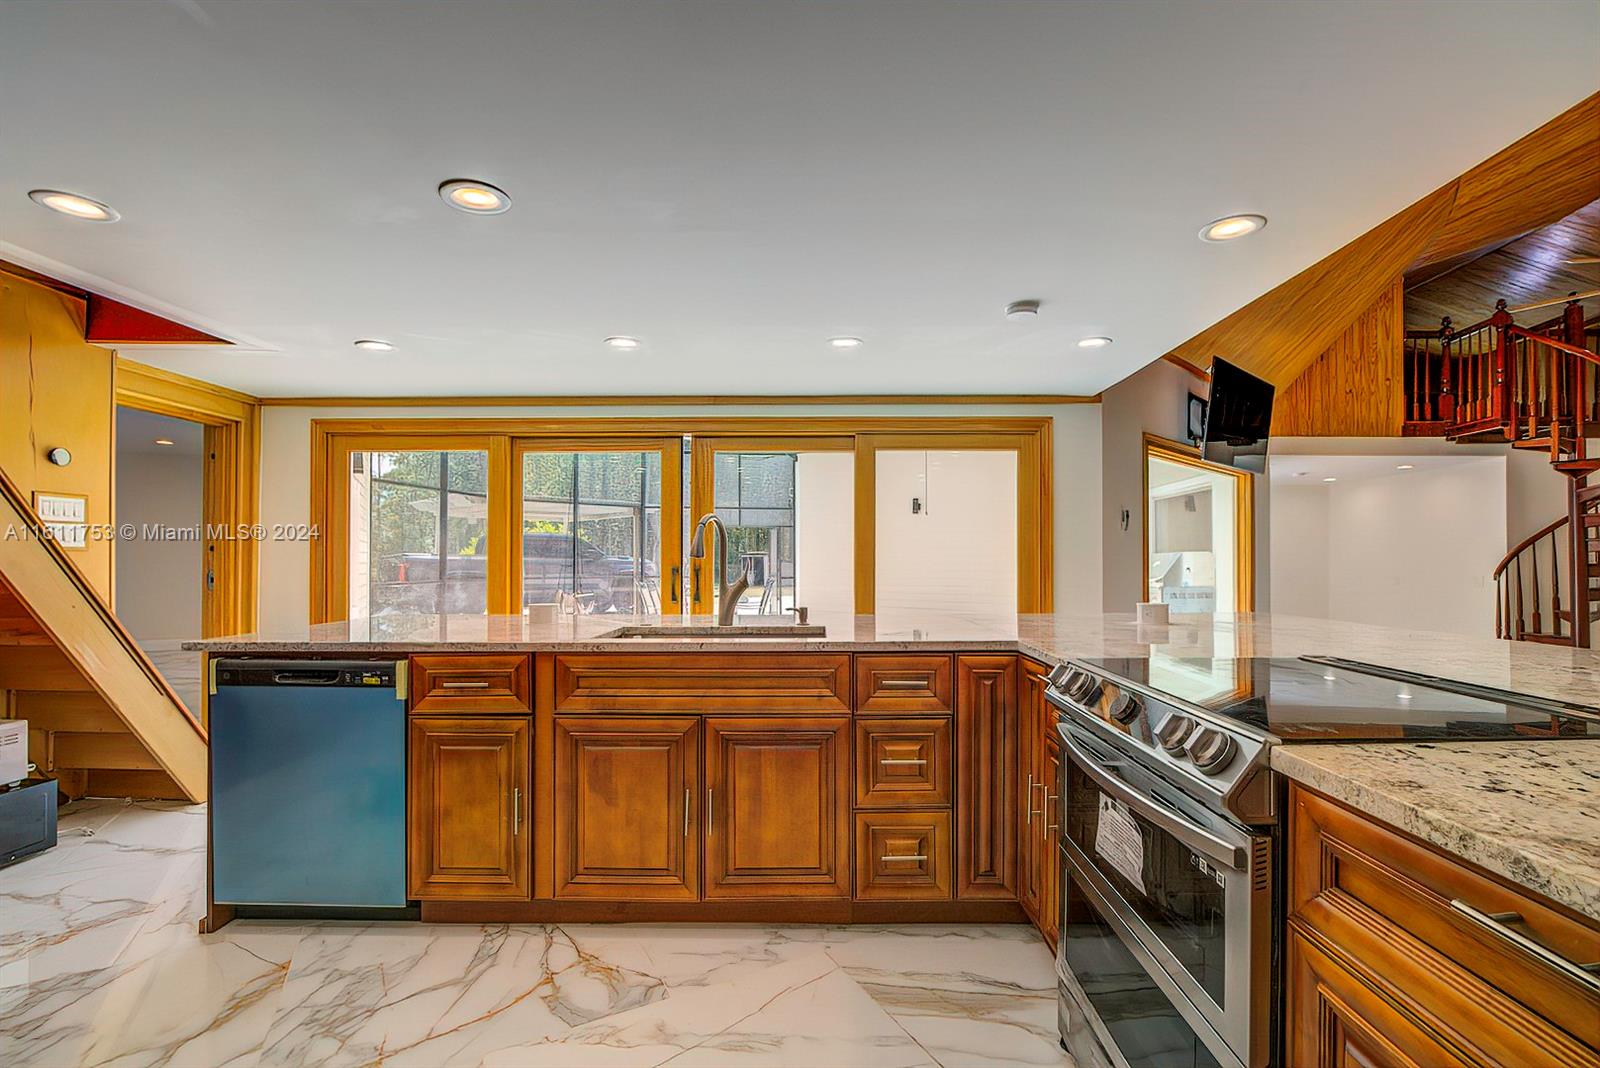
(186, 611, 1600, 922)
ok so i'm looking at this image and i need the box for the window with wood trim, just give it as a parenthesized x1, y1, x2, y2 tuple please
(310, 418, 1051, 623)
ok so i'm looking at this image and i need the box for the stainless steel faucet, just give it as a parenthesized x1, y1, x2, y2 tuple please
(690, 513, 750, 627)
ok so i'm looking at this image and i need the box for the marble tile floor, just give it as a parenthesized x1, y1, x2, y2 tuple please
(1, 799, 1073, 1068)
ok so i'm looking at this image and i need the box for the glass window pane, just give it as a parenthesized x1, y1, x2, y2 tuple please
(522, 451, 660, 614)
(349, 450, 489, 618)
(1147, 455, 1237, 614)
(709, 450, 853, 618)
(874, 450, 1017, 624)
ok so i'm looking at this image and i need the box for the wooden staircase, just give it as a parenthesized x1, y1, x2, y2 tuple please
(1406, 297, 1600, 646)
(0, 466, 207, 801)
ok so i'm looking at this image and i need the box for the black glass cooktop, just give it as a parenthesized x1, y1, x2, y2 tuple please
(1079, 655, 1600, 742)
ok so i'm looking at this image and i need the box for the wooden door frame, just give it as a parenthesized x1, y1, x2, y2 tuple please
(1141, 433, 1255, 613)
(113, 359, 260, 638)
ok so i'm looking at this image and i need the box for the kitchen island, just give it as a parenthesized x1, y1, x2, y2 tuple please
(190, 611, 1600, 1066)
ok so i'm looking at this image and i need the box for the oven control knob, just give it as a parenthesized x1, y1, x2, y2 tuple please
(1066, 671, 1102, 705)
(1157, 715, 1195, 753)
(1107, 690, 1141, 724)
(1186, 728, 1238, 774)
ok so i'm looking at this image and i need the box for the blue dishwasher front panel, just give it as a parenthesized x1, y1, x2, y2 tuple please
(211, 660, 406, 907)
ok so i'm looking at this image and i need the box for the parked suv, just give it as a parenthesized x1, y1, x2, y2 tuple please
(375, 532, 653, 613)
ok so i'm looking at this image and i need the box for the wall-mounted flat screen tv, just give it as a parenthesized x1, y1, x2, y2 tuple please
(1201, 357, 1274, 474)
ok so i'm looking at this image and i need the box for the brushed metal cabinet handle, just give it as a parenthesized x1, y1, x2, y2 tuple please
(1025, 773, 1035, 825)
(512, 787, 521, 837)
(440, 680, 492, 689)
(1449, 899, 1600, 993)
(683, 787, 690, 838)
(1044, 790, 1058, 836)
(881, 854, 928, 863)
(706, 787, 713, 839)
(878, 678, 929, 690)
(879, 758, 928, 766)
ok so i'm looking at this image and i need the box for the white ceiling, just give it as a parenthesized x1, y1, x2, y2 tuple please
(116, 407, 205, 457)
(2, 1, 1595, 399)
(1268, 453, 1499, 486)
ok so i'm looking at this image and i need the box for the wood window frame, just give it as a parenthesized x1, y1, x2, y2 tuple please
(311, 417, 1052, 622)
(1140, 433, 1255, 614)
(114, 358, 261, 638)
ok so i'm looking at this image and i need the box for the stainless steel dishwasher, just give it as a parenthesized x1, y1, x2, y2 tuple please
(210, 659, 408, 910)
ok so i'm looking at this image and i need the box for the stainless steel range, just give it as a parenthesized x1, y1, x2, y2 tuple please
(1043, 654, 1600, 1068)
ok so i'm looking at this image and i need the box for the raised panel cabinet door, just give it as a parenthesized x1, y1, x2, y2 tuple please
(407, 716, 530, 900)
(1288, 927, 1470, 1068)
(1039, 738, 1062, 951)
(704, 716, 851, 898)
(955, 655, 1019, 899)
(552, 716, 700, 900)
(1017, 658, 1049, 922)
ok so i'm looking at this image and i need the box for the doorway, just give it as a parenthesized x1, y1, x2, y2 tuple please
(115, 407, 206, 711)
(1144, 436, 1254, 615)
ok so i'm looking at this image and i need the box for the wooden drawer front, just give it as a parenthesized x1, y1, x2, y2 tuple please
(855, 718, 952, 808)
(555, 654, 850, 712)
(553, 717, 699, 901)
(855, 812, 952, 900)
(856, 655, 952, 714)
(1290, 784, 1600, 1054)
(411, 655, 531, 713)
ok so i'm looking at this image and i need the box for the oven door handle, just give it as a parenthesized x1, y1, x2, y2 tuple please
(1059, 729, 1248, 870)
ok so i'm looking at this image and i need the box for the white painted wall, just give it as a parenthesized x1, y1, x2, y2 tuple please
(115, 448, 203, 640)
(255, 402, 1102, 631)
(875, 449, 1018, 624)
(793, 451, 854, 617)
(1268, 485, 1330, 618)
(1270, 458, 1505, 636)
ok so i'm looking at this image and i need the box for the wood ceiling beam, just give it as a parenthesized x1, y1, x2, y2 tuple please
(1163, 91, 1600, 389)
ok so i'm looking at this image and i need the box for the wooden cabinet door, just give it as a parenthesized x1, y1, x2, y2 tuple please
(1017, 659, 1049, 922)
(704, 716, 850, 898)
(408, 716, 530, 900)
(1288, 928, 1470, 1068)
(955, 656, 1018, 899)
(1039, 737, 1062, 950)
(553, 716, 699, 900)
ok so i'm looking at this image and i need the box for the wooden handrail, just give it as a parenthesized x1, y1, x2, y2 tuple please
(0, 462, 204, 738)
(1493, 514, 1568, 582)
(1507, 326, 1600, 367)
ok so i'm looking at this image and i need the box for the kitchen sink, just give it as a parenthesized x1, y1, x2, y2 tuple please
(597, 623, 827, 639)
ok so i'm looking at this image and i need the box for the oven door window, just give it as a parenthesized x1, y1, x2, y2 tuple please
(1064, 866, 1224, 1068)
(1064, 752, 1229, 1007)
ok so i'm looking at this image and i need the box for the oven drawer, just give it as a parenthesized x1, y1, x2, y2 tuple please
(855, 718, 952, 808)
(855, 655, 952, 714)
(1289, 785, 1600, 1054)
(855, 812, 952, 900)
(410, 655, 532, 713)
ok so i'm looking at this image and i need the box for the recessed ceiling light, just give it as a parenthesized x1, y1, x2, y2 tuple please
(153, 438, 175, 447)
(353, 339, 394, 352)
(1396, 463, 1415, 470)
(1005, 300, 1040, 321)
(1199, 214, 1267, 242)
(1077, 336, 1113, 349)
(829, 336, 864, 349)
(605, 336, 641, 350)
(29, 189, 119, 222)
(438, 179, 512, 215)
(1322, 477, 1338, 483)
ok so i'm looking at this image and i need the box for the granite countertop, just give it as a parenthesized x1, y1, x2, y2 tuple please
(185, 611, 1600, 921)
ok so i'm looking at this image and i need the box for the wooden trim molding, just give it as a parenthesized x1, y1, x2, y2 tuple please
(113, 358, 261, 637)
(262, 393, 1096, 408)
(1141, 434, 1255, 613)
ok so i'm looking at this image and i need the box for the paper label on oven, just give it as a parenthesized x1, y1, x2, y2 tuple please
(1095, 796, 1146, 893)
